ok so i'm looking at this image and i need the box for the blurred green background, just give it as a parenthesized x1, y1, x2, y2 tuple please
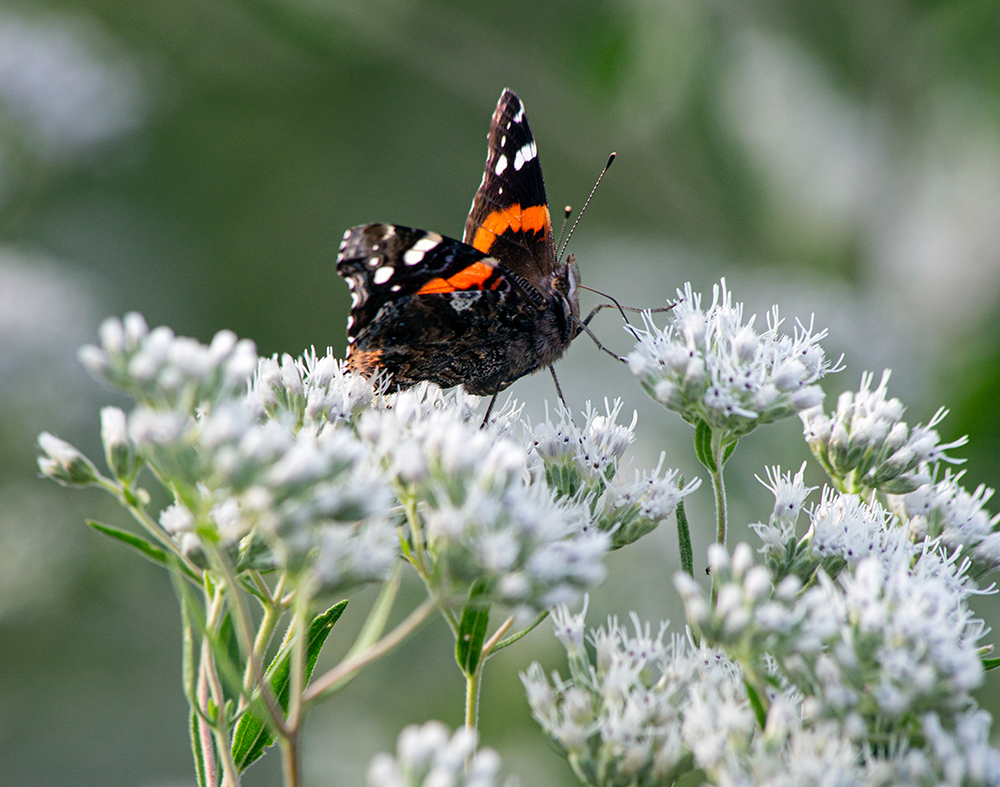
(2, 0, 1000, 785)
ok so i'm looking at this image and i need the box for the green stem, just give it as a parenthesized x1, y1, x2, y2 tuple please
(710, 432, 728, 604)
(201, 587, 242, 787)
(463, 615, 515, 731)
(492, 610, 548, 652)
(285, 595, 309, 733)
(209, 544, 287, 736)
(240, 574, 286, 705)
(279, 735, 301, 787)
(464, 670, 481, 731)
(102, 477, 204, 579)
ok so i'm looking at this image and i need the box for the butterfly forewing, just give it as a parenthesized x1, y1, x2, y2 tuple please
(463, 89, 556, 283)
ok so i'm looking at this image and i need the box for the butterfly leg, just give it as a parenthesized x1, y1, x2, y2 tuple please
(549, 365, 569, 409)
(572, 314, 627, 363)
(480, 393, 499, 429)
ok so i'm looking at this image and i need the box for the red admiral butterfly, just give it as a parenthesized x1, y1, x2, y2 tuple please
(336, 89, 583, 399)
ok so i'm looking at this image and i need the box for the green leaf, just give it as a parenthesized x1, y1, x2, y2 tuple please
(744, 679, 768, 729)
(231, 600, 348, 771)
(88, 520, 169, 565)
(310, 566, 405, 704)
(722, 439, 738, 466)
(455, 580, 491, 677)
(983, 657, 1000, 671)
(693, 420, 715, 472)
(675, 482, 694, 577)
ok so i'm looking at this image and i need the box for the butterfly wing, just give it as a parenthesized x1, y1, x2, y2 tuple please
(463, 89, 556, 283)
(336, 223, 548, 394)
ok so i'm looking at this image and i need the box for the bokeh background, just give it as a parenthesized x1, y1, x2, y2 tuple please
(3, 1, 1000, 785)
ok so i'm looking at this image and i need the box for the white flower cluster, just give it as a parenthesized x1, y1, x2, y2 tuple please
(672, 543, 999, 784)
(530, 595, 1000, 786)
(801, 370, 968, 495)
(753, 470, 916, 585)
(250, 347, 384, 427)
(891, 470, 1000, 580)
(357, 386, 611, 612)
(522, 607, 753, 787)
(45, 315, 692, 612)
(47, 314, 396, 593)
(627, 280, 834, 440)
(78, 313, 257, 410)
(526, 400, 700, 549)
(367, 722, 509, 787)
(528, 399, 635, 493)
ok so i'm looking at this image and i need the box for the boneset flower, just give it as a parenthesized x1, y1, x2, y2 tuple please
(367, 722, 507, 787)
(628, 280, 836, 441)
(801, 370, 967, 495)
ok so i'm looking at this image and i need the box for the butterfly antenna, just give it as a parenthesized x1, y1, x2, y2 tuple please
(558, 152, 615, 261)
(554, 205, 572, 255)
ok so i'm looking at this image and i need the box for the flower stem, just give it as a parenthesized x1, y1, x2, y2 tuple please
(464, 670, 481, 731)
(710, 431, 728, 604)
(279, 733, 301, 787)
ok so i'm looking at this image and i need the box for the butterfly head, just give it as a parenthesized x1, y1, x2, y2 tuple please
(552, 253, 581, 343)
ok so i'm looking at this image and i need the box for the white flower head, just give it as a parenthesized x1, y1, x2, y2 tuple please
(603, 453, 701, 548)
(802, 370, 967, 495)
(891, 470, 1000, 579)
(628, 280, 836, 440)
(80, 313, 258, 410)
(526, 399, 638, 497)
(367, 722, 507, 787)
(37, 431, 98, 486)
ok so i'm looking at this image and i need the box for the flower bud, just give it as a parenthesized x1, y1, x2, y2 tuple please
(38, 432, 99, 486)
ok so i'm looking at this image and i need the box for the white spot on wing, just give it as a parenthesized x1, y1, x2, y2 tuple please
(513, 140, 536, 171)
(449, 291, 483, 312)
(373, 266, 394, 285)
(403, 233, 442, 266)
(342, 229, 352, 241)
(512, 103, 525, 123)
(367, 256, 380, 268)
(494, 154, 508, 176)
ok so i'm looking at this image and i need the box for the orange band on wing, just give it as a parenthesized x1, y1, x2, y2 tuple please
(346, 348, 383, 375)
(471, 203, 550, 253)
(416, 261, 498, 294)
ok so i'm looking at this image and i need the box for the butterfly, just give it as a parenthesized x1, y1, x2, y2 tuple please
(336, 89, 584, 402)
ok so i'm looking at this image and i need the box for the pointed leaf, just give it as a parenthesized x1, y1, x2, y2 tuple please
(89, 520, 169, 565)
(722, 439, 738, 466)
(983, 657, 1000, 671)
(675, 484, 693, 577)
(232, 600, 348, 771)
(455, 580, 491, 677)
(693, 420, 715, 472)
